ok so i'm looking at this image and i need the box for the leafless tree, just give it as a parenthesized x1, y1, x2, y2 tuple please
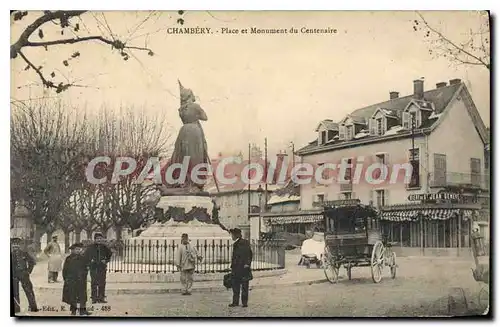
(10, 99, 92, 250)
(89, 106, 168, 240)
(413, 11, 490, 70)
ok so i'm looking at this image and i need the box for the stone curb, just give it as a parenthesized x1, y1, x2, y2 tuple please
(34, 276, 328, 295)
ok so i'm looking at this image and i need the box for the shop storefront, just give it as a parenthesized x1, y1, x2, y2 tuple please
(380, 192, 481, 256)
(262, 210, 324, 234)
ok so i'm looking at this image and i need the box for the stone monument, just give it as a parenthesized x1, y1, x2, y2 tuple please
(125, 80, 232, 265)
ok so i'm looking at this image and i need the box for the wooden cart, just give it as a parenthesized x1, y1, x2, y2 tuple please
(322, 200, 397, 283)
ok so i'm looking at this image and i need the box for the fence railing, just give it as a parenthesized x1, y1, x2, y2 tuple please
(106, 239, 285, 274)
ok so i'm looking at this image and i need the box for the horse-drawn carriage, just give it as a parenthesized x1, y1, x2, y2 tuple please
(322, 199, 397, 283)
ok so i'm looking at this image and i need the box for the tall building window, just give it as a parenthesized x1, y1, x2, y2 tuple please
(408, 148, 420, 188)
(376, 190, 385, 208)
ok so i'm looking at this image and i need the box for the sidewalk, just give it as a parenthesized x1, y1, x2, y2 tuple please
(31, 252, 481, 295)
(31, 254, 328, 295)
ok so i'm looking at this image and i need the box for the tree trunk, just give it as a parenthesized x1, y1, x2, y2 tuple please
(85, 228, 94, 241)
(32, 225, 44, 253)
(75, 229, 82, 243)
(115, 225, 123, 241)
(63, 230, 70, 253)
(46, 230, 53, 248)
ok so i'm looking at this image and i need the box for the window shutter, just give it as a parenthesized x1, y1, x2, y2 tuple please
(382, 117, 387, 134)
(402, 112, 410, 129)
(416, 110, 422, 128)
(369, 118, 376, 135)
(339, 125, 346, 140)
(384, 189, 390, 206)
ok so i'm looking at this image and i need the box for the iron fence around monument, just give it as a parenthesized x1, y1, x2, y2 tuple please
(106, 239, 285, 274)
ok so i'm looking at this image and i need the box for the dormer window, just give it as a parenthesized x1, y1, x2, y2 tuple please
(316, 120, 339, 145)
(346, 125, 354, 140)
(403, 110, 422, 129)
(369, 109, 389, 136)
(376, 118, 383, 135)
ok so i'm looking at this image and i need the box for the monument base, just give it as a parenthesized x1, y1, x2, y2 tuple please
(124, 195, 232, 264)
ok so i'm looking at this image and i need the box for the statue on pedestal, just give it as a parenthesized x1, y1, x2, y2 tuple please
(126, 82, 232, 265)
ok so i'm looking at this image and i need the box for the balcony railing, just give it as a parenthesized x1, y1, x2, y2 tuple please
(429, 172, 489, 190)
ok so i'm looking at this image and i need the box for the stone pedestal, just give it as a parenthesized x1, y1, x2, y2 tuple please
(124, 195, 232, 265)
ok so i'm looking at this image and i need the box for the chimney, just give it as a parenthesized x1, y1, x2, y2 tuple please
(389, 91, 399, 100)
(413, 79, 424, 100)
(449, 78, 461, 85)
(436, 82, 447, 88)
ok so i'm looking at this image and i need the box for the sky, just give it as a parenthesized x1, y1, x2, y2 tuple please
(10, 11, 490, 158)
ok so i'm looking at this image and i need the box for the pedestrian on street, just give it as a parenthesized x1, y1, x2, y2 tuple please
(62, 243, 91, 316)
(85, 233, 112, 304)
(11, 237, 39, 314)
(175, 233, 202, 295)
(43, 235, 63, 283)
(228, 228, 253, 308)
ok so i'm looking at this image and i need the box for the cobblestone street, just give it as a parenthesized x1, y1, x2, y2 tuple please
(15, 256, 488, 317)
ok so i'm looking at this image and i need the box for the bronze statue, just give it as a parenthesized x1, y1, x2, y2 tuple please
(160, 81, 210, 195)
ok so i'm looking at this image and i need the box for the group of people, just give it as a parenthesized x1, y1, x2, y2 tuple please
(11, 233, 112, 316)
(176, 228, 253, 307)
(12, 227, 254, 315)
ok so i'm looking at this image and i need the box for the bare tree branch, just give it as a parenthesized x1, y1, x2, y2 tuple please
(414, 11, 490, 70)
(11, 11, 163, 93)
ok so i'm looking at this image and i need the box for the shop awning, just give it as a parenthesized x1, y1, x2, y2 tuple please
(380, 208, 476, 222)
(264, 215, 323, 225)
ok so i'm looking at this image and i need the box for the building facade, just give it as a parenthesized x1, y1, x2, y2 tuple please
(296, 78, 489, 255)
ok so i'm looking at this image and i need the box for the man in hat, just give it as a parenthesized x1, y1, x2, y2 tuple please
(63, 243, 91, 316)
(229, 228, 253, 308)
(175, 233, 202, 295)
(43, 235, 63, 283)
(11, 237, 38, 313)
(85, 232, 112, 303)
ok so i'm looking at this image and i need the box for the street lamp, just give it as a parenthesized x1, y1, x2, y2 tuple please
(257, 184, 264, 239)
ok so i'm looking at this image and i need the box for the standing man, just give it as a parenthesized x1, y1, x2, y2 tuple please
(229, 228, 253, 308)
(62, 243, 91, 316)
(85, 233, 112, 304)
(175, 233, 202, 295)
(11, 238, 39, 313)
(43, 235, 63, 283)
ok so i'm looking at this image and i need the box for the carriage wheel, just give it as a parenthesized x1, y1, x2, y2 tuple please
(478, 285, 489, 311)
(323, 250, 339, 284)
(371, 241, 384, 283)
(324, 261, 339, 283)
(389, 252, 397, 279)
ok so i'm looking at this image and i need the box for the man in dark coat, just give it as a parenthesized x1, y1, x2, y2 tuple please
(229, 228, 253, 308)
(62, 243, 91, 316)
(11, 238, 38, 313)
(85, 233, 112, 304)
